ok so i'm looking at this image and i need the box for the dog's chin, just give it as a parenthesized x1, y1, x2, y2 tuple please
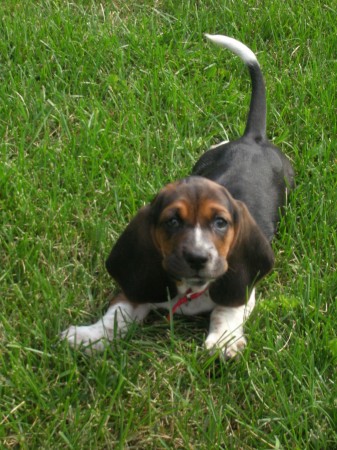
(187, 277, 212, 288)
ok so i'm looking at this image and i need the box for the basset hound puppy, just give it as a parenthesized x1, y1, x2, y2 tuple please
(61, 35, 294, 358)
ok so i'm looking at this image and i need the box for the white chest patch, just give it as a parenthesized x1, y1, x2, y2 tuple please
(153, 290, 216, 316)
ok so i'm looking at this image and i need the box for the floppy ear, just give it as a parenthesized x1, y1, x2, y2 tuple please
(210, 200, 274, 306)
(105, 204, 177, 303)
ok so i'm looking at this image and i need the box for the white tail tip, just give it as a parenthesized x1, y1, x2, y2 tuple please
(205, 34, 258, 66)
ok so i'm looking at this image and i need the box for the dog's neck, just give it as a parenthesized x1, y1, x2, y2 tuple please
(176, 279, 211, 296)
(167, 282, 210, 320)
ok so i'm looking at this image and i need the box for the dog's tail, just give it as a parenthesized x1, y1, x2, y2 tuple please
(205, 34, 266, 142)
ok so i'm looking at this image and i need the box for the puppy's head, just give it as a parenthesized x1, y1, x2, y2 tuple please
(151, 177, 236, 289)
(106, 176, 274, 305)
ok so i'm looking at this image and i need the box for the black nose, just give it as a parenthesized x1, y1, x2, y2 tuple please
(183, 248, 209, 270)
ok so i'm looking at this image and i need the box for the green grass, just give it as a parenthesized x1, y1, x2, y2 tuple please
(1, 0, 336, 448)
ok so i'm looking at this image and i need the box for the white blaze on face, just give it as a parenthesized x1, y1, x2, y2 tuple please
(194, 225, 217, 258)
(193, 225, 207, 249)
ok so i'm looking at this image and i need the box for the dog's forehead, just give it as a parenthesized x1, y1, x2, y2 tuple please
(164, 177, 230, 201)
(154, 177, 234, 220)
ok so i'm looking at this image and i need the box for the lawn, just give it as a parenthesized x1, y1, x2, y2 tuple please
(1, 0, 336, 448)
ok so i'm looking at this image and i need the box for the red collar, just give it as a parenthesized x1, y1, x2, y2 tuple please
(167, 287, 208, 320)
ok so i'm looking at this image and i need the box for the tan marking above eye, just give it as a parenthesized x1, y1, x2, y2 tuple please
(196, 200, 233, 227)
(159, 201, 191, 224)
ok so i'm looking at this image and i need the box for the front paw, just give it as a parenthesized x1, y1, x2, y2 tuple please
(60, 324, 108, 353)
(205, 333, 247, 359)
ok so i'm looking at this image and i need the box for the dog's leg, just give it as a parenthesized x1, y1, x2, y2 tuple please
(61, 293, 151, 353)
(205, 288, 256, 358)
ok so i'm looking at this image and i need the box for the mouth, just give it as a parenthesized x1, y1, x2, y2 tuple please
(164, 255, 225, 286)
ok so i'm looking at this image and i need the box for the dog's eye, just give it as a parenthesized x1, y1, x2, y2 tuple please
(213, 217, 228, 231)
(165, 217, 181, 229)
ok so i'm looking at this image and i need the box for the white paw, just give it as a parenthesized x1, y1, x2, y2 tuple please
(205, 333, 247, 359)
(60, 324, 109, 353)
